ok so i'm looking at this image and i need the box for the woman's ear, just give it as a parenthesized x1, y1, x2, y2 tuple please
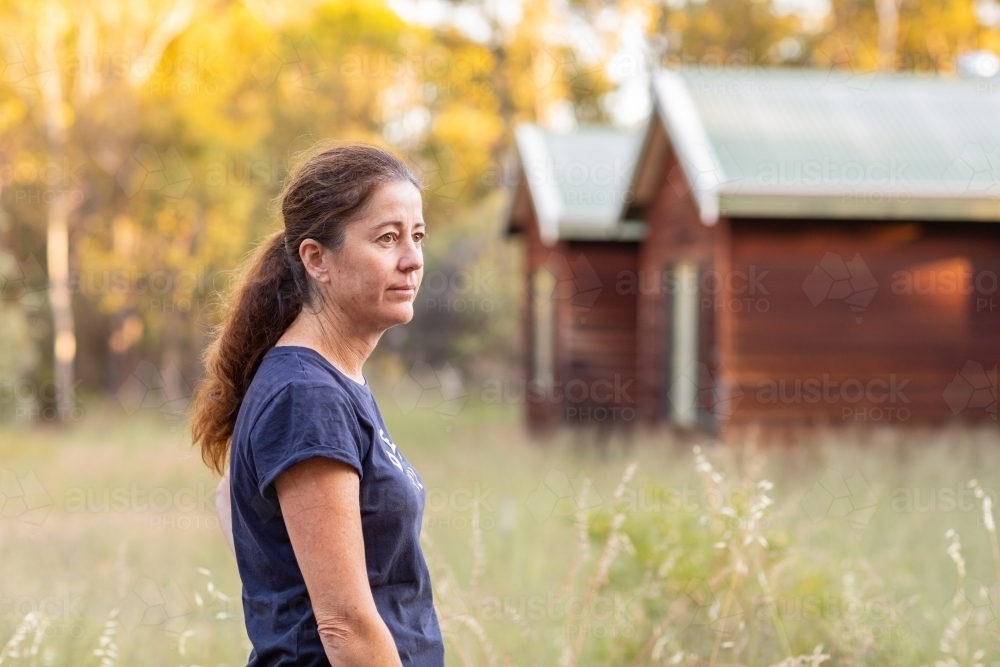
(298, 239, 333, 285)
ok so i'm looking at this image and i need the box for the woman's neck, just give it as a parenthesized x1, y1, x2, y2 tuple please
(276, 308, 379, 384)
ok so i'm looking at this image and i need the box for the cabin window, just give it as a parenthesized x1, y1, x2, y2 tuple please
(531, 267, 557, 391)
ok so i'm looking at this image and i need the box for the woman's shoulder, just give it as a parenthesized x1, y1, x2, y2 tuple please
(238, 349, 364, 438)
(251, 347, 356, 397)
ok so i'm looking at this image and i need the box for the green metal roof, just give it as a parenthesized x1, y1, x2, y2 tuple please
(514, 123, 646, 244)
(652, 66, 1000, 223)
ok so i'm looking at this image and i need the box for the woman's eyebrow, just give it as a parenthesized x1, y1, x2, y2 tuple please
(371, 220, 426, 231)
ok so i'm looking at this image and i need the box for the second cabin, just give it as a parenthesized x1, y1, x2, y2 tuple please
(505, 66, 1000, 433)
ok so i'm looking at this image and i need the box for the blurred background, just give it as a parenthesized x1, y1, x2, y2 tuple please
(1, 0, 1000, 666)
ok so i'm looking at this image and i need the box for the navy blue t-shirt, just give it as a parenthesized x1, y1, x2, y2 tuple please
(229, 345, 444, 667)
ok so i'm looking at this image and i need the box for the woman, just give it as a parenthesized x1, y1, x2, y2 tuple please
(189, 142, 444, 667)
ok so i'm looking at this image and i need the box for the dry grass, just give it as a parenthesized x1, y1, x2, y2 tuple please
(1, 393, 999, 666)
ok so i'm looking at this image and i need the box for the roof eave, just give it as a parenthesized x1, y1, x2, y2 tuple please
(720, 191, 1000, 221)
(651, 71, 723, 227)
(514, 124, 563, 246)
(557, 219, 648, 241)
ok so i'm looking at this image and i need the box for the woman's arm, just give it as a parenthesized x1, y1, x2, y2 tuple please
(274, 457, 404, 667)
(216, 473, 236, 557)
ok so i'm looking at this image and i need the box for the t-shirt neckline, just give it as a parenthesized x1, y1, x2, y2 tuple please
(271, 344, 369, 388)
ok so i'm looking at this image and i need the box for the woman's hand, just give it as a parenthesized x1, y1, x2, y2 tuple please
(275, 457, 404, 667)
(216, 472, 236, 557)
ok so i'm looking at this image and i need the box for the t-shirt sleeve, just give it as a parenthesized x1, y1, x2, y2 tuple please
(249, 381, 365, 497)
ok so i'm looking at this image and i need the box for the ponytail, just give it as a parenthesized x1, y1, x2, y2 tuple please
(190, 230, 304, 475)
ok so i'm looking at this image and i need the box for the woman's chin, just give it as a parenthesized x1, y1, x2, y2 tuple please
(383, 304, 414, 327)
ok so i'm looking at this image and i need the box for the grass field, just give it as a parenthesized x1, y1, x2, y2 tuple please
(2, 385, 1000, 666)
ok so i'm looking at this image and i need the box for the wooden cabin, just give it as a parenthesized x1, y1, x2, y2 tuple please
(506, 66, 1000, 433)
(505, 124, 646, 430)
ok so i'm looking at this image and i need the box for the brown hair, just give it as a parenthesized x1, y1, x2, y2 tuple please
(190, 142, 421, 475)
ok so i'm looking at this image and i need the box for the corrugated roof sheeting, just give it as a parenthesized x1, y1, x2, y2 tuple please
(659, 67, 1000, 222)
(514, 123, 646, 244)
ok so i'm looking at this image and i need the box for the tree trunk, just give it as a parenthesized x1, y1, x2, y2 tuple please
(876, 0, 900, 70)
(46, 187, 76, 421)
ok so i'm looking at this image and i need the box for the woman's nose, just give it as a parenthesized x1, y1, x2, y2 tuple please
(399, 237, 423, 271)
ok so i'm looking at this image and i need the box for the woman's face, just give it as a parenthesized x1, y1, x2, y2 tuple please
(304, 180, 425, 334)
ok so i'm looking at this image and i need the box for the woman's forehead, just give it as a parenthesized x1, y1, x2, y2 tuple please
(363, 182, 424, 223)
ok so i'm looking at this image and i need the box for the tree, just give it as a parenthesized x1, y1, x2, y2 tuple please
(0, 0, 195, 421)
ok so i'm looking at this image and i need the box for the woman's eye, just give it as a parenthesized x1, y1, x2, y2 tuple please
(380, 232, 396, 243)
(414, 233, 425, 245)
